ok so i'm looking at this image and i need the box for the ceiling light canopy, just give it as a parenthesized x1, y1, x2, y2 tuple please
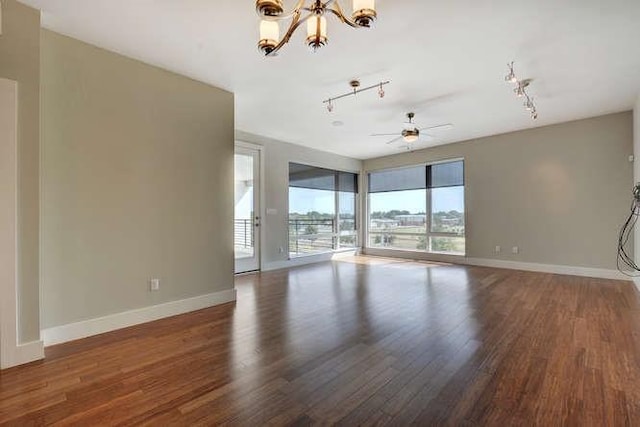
(256, 0, 377, 56)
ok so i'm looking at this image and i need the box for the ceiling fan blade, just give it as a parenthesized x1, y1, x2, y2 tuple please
(419, 123, 454, 132)
(371, 133, 400, 137)
(385, 136, 404, 145)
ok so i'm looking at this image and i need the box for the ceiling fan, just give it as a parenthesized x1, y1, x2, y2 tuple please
(371, 112, 453, 149)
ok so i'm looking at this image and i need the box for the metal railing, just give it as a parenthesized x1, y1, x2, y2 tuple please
(288, 218, 357, 256)
(289, 218, 335, 256)
(234, 219, 254, 249)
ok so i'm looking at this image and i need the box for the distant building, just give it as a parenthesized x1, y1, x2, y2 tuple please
(370, 218, 399, 229)
(394, 214, 426, 226)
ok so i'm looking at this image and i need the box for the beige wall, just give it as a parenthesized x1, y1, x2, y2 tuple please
(0, 0, 40, 342)
(364, 112, 633, 270)
(235, 131, 362, 269)
(41, 30, 234, 329)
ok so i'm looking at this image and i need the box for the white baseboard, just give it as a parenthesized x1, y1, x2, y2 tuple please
(464, 257, 628, 281)
(262, 250, 358, 272)
(362, 247, 628, 281)
(363, 247, 464, 264)
(1, 340, 44, 370)
(42, 288, 236, 347)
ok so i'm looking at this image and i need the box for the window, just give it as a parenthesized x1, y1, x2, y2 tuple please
(367, 160, 465, 255)
(289, 163, 358, 257)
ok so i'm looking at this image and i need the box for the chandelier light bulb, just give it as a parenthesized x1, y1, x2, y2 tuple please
(258, 20, 280, 54)
(306, 15, 328, 51)
(256, 0, 284, 17)
(352, 0, 376, 27)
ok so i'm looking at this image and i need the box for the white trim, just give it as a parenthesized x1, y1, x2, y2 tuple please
(263, 249, 358, 272)
(234, 142, 263, 273)
(633, 277, 640, 292)
(363, 247, 465, 264)
(464, 257, 628, 281)
(0, 79, 42, 369)
(235, 141, 266, 272)
(42, 288, 237, 346)
(362, 248, 628, 280)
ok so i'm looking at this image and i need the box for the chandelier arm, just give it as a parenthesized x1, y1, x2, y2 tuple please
(266, 10, 315, 56)
(326, 2, 360, 28)
(261, 0, 306, 21)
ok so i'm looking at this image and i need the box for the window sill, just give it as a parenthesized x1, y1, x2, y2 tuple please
(362, 247, 466, 263)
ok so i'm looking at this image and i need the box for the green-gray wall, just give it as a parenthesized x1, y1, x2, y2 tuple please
(41, 30, 235, 328)
(363, 112, 633, 270)
(0, 0, 40, 342)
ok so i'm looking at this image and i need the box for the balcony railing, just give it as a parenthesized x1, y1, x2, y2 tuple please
(234, 219, 254, 249)
(289, 218, 356, 257)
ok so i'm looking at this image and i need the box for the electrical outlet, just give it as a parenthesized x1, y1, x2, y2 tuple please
(278, 247, 284, 254)
(495, 245, 501, 253)
(150, 278, 160, 291)
(512, 246, 519, 254)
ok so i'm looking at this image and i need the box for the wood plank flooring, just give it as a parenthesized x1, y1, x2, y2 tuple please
(2, 256, 640, 425)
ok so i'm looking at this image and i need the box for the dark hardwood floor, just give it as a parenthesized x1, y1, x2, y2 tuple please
(2, 256, 640, 425)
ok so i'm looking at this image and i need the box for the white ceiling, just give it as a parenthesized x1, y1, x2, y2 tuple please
(19, 0, 640, 159)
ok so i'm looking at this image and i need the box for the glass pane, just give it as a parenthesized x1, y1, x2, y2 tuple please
(428, 160, 464, 188)
(289, 187, 336, 257)
(429, 236, 465, 254)
(430, 186, 465, 234)
(368, 189, 427, 250)
(235, 154, 254, 260)
(289, 163, 336, 192)
(368, 166, 426, 193)
(338, 191, 356, 248)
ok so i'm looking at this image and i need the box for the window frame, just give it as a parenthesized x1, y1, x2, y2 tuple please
(365, 158, 465, 255)
(287, 162, 359, 259)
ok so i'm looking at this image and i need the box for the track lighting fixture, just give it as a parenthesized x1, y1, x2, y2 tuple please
(504, 62, 538, 120)
(256, 0, 377, 56)
(323, 79, 389, 112)
(504, 62, 517, 83)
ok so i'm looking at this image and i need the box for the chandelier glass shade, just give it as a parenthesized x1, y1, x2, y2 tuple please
(256, 0, 377, 56)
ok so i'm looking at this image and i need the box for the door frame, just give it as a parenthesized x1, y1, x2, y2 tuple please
(234, 141, 265, 273)
(0, 78, 43, 369)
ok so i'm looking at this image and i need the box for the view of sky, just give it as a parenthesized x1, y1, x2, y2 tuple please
(236, 186, 465, 218)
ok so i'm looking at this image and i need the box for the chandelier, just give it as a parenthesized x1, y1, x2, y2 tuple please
(256, 0, 377, 56)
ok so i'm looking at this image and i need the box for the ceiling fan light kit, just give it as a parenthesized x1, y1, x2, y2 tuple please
(256, 0, 377, 56)
(505, 62, 538, 120)
(370, 112, 454, 150)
